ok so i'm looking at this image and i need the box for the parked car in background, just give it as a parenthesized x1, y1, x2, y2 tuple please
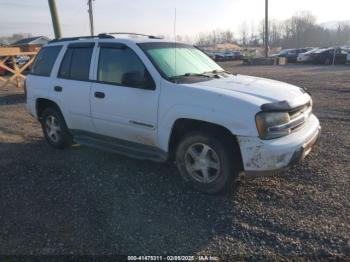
(4, 55, 31, 69)
(231, 51, 243, 60)
(297, 48, 319, 63)
(309, 48, 348, 65)
(347, 52, 350, 63)
(214, 51, 234, 61)
(272, 48, 313, 63)
(16, 55, 30, 67)
(270, 49, 291, 58)
(213, 50, 242, 61)
(286, 48, 313, 63)
(204, 51, 216, 60)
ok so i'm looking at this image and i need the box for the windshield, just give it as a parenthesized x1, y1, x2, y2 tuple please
(305, 48, 319, 54)
(138, 42, 223, 79)
(315, 48, 328, 53)
(279, 49, 291, 55)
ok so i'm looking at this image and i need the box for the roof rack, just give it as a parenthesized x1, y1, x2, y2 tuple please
(48, 34, 114, 43)
(48, 32, 162, 44)
(100, 32, 163, 39)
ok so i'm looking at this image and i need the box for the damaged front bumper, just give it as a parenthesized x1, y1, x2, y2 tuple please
(238, 114, 321, 177)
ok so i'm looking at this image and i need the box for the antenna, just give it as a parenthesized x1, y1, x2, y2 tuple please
(87, 0, 95, 36)
(174, 8, 177, 77)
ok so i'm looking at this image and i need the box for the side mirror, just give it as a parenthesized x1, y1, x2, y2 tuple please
(121, 71, 155, 90)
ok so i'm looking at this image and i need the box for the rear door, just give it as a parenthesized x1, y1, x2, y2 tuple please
(335, 48, 348, 64)
(50, 42, 96, 132)
(27, 45, 63, 109)
(90, 42, 160, 146)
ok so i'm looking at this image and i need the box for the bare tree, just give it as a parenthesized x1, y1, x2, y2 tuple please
(221, 30, 234, 43)
(240, 22, 249, 47)
(195, 11, 350, 49)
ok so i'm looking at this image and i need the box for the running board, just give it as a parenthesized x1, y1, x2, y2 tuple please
(71, 130, 167, 162)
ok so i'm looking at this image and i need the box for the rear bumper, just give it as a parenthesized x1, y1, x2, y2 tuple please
(237, 114, 321, 177)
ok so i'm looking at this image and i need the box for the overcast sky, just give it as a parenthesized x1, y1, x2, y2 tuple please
(0, 0, 349, 38)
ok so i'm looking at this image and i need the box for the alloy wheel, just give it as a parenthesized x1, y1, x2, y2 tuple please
(184, 143, 221, 183)
(45, 115, 61, 143)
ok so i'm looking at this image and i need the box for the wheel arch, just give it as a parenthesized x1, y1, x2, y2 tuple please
(167, 118, 244, 170)
(36, 98, 62, 119)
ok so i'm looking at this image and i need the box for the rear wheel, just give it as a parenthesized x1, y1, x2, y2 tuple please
(175, 131, 240, 194)
(40, 107, 72, 149)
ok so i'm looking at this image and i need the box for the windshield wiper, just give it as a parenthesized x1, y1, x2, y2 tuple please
(170, 72, 212, 80)
(210, 69, 233, 75)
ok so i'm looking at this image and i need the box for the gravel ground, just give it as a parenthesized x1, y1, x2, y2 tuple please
(0, 64, 349, 260)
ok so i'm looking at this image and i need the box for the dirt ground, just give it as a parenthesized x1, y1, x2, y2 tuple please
(0, 64, 349, 259)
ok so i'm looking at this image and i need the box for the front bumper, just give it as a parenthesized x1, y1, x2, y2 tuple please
(237, 114, 321, 177)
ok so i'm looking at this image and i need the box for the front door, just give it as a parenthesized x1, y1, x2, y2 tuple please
(90, 43, 160, 147)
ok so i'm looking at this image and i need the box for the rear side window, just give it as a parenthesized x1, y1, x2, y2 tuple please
(31, 46, 62, 76)
(58, 45, 94, 81)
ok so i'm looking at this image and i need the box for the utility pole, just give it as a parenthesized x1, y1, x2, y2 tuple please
(48, 0, 62, 39)
(265, 0, 269, 57)
(87, 0, 95, 36)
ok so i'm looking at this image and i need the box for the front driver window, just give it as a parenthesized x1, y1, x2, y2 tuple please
(98, 46, 155, 90)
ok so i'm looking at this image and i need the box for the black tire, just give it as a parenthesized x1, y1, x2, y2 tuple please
(175, 130, 240, 194)
(40, 107, 72, 149)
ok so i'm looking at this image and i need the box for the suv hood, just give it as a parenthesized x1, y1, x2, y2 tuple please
(188, 74, 306, 105)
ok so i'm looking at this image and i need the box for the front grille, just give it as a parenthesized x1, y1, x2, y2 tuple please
(288, 102, 312, 132)
(289, 103, 311, 119)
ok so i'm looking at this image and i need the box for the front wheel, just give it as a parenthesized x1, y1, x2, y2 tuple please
(41, 107, 72, 149)
(175, 131, 240, 194)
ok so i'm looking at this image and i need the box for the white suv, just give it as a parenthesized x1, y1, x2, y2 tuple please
(25, 33, 321, 194)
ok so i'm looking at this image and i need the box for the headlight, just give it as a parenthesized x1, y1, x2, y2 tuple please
(255, 112, 291, 139)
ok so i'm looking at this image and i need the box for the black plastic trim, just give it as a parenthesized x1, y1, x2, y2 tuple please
(98, 42, 127, 49)
(260, 94, 311, 112)
(70, 129, 167, 162)
(68, 42, 95, 48)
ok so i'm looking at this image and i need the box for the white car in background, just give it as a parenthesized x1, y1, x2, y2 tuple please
(297, 48, 319, 63)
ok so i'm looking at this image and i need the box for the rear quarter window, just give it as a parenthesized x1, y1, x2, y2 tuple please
(31, 46, 62, 77)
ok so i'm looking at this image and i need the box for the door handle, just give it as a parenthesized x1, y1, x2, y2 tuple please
(94, 91, 105, 99)
(54, 86, 62, 92)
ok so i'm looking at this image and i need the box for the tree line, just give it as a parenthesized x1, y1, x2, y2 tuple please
(196, 12, 350, 49)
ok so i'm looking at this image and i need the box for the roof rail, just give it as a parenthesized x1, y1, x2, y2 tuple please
(100, 32, 163, 39)
(48, 34, 114, 44)
(48, 32, 162, 44)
